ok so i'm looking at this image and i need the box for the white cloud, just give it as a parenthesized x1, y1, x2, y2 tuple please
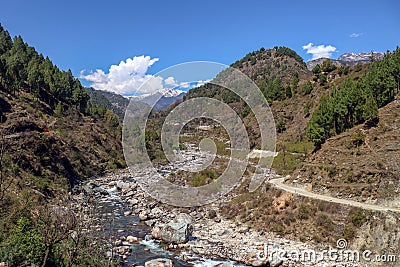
(302, 42, 337, 60)
(80, 55, 163, 95)
(81, 57, 216, 96)
(164, 76, 178, 86)
(350, 32, 363, 38)
(194, 79, 210, 87)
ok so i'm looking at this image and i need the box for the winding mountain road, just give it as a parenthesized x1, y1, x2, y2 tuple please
(269, 177, 400, 213)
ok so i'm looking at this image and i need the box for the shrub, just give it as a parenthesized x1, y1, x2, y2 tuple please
(301, 81, 313, 95)
(0, 218, 45, 266)
(276, 119, 286, 133)
(297, 203, 310, 220)
(350, 209, 367, 227)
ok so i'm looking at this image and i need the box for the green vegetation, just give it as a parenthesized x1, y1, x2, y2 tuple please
(272, 141, 314, 175)
(86, 87, 129, 119)
(306, 48, 400, 149)
(276, 119, 286, 133)
(301, 81, 313, 95)
(0, 24, 124, 266)
(0, 25, 89, 112)
(274, 46, 306, 66)
(0, 218, 45, 266)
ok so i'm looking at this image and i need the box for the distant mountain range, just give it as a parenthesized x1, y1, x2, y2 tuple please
(129, 88, 186, 111)
(87, 51, 384, 115)
(306, 52, 384, 70)
(86, 87, 186, 119)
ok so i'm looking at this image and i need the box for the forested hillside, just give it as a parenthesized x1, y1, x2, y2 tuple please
(291, 48, 400, 202)
(0, 24, 124, 266)
(306, 49, 400, 149)
(86, 87, 129, 119)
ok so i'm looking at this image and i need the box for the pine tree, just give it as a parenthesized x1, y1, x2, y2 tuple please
(363, 94, 378, 124)
(54, 102, 64, 116)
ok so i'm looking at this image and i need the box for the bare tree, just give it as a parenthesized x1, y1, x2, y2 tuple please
(37, 198, 112, 267)
(36, 203, 78, 267)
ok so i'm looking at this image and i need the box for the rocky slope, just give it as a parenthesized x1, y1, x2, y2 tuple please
(0, 88, 125, 190)
(290, 93, 400, 205)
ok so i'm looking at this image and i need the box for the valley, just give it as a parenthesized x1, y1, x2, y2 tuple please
(0, 20, 399, 267)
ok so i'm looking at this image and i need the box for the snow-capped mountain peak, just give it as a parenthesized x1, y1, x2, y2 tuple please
(158, 88, 185, 97)
(306, 51, 384, 70)
(129, 88, 184, 100)
(338, 52, 384, 62)
(128, 88, 186, 110)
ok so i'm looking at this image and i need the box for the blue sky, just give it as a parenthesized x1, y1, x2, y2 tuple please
(0, 0, 399, 95)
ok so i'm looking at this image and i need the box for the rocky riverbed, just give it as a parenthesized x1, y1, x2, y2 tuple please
(68, 141, 376, 267)
(71, 167, 372, 267)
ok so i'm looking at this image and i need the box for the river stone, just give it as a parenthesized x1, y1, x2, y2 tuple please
(145, 219, 156, 227)
(144, 258, 173, 267)
(93, 185, 109, 195)
(150, 207, 164, 218)
(215, 263, 234, 267)
(116, 181, 130, 190)
(82, 183, 95, 195)
(116, 245, 131, 255)
(125, 190, 135, 197)
(152, 226, 162, 239)
(207, 209, 217, 219)
(251, 259, 270, 267)
(126, 235, 138, 243)
(139, 210, 148, 221)
(159, 213, 194, 244)
(270, 259, 284, 267)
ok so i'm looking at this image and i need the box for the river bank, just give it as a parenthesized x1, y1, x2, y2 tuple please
(71, 167, 373, 267)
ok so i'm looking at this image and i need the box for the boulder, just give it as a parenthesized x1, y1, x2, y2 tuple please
(144, 258, 173, 267)
(124, 211, 132, 216)
(159, 213, 193, 244)
(129, 198, 139, 205)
